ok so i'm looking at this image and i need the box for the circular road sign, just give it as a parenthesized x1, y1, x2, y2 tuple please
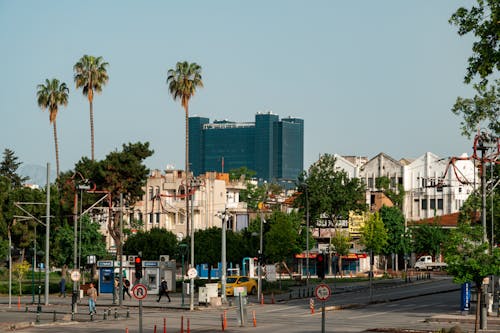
(187, 267, 198, 279)
(70, 270, 81, 282)
(131, 283, 148, 300)
(315, 283, 331, 301)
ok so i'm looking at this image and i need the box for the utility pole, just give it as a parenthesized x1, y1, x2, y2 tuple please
(44, 163, 50, 305)
(221, 208, 227, 304)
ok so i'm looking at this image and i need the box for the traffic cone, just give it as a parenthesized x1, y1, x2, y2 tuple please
(180, 315, 184, 333)
(187, 318, 190, 333)
(260, 293, 264, 305)
(163, 317, 166, 333)
(223, 310, 227, 329)
(252, 310, 257, 327)
(125, 328, 128, 333)
(17, 296, 21, 310)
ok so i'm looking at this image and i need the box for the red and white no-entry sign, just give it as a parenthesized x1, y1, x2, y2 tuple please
(131, 283, 148, 300)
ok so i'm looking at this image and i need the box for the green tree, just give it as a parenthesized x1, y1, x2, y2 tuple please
(52, 214, 108, 267)
(73, 55, 109, 160)
(296, 154, 367, 226)
(379, 206, 407, 270)
(265, 211, 303, 277)
(70, 142, 153, 252)
(12, 260, 30, 295)
(240, 182, 267, 211)
(166, 61, 203, 238)
(36, 78, 69, 176)
(229, 167, 256, 181)
(410, 222, 447, 259)
(444, 223, 500, 329)
(360, 212, 388, 256)
(449, 0, 499, 85)
(0, 149, 28, 188)
(330, 229, 350, 277)
(124, 228, 178, 261)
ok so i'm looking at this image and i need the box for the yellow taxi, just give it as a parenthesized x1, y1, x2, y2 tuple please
(218, 276, 257, 296)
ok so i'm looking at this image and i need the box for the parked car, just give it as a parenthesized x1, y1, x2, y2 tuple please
(218, 276, 257, 296)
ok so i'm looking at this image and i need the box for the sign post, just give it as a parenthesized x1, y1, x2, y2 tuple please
(315, 283, 331, 333)
(131, 283, 148, 333)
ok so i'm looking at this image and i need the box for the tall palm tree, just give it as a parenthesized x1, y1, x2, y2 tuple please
(73, 55, 109, 160)
(166, 61, 203, 238)
(36, 78, 69, 177)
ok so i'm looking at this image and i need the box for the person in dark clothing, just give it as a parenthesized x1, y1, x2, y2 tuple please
(59, 277, 66, 297)
(157, 278, 171, 302)
(123, 278, 131, 299)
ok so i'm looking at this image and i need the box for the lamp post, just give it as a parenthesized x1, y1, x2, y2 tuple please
(221, 209, 227, 304)
(305, 186, 310, 285)
(179, 243, 188, 307)
(257, 202, 264, 301)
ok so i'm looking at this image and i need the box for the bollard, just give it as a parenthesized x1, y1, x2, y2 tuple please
(71, 311, 75, 321)
(25, 305, 28, 312)
(126, 308, 130, 318)
(252, 310, 257, 327)
(108, 307, 111, 316)
(310, 298, 315, 314)
(163, 317, 166, 333)
(221, 313, 225, 331)
(36, 312, 40, 324)
(53, 310, 56, 322)
(289, 291, 292, 300)
(153, 324, 157, 333)
(271, 292, 275, 304)
(114, 308, 118, 319)
(180, 315, 184, 333)
(187, 318, 190, 333)
(103, 310, 108, 320)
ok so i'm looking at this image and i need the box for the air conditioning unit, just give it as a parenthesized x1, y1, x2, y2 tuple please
(159, 255, 169, 262)
(128, 255, 136, 265)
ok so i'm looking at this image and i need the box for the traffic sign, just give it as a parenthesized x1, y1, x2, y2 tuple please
(131, 283, 148, 300)
(187, 267, 198, 279)
(70, 270, 81, 282)
(315, 283, 331, 301)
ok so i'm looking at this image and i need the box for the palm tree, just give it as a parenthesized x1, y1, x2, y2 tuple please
(36, 78, 69, 177)
(73, 55, 109, 160)
(166, 61, 203, 237)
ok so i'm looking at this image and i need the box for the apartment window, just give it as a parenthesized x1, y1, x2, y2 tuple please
(437, 199, 444, 210)
(421, 199, 427, 210)
(367, 178, 374, 189)
(155, 212, 160, 224)
(398, 177, 403, 185)
(390, 177, 396, 188)
(149, 213, 153, 224)
(437, 186, 443, 192)
(138, 212, 143, 223)
(149, 187, 154, 200)
(430, 199, 436, 210)
(155, 186, 160, 197)
(421, 178, 427, 188)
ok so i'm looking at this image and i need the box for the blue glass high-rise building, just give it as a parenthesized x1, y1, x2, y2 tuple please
(189, 112, 304, 183)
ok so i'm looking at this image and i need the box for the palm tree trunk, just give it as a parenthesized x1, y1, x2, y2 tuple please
(53, 120, 60, 177)
(89, 99, 95, 160)
(185, 104, 190, 238)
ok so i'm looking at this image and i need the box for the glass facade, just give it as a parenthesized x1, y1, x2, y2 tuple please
(189, 112, 304, 182)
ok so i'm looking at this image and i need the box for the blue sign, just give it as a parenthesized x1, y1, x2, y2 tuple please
(461, 282, 471, 312)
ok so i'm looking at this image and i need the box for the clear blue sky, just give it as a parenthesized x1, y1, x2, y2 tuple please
(0, 0, 476, 174)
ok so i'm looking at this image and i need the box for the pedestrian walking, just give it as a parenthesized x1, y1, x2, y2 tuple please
(87, 282, 97, 315)
(123, 278, 131, 299)
(59, 277, 66, 297)
(157, 278, 171, 302)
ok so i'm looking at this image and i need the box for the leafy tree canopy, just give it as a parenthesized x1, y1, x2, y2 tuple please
(124, 228, 178, 261)
(360, 212, 388, 255)
(379, 206, 408, 255)
(296, 154, 367, 226)
(229, 167, 256, 181)
(410, 222, 447, 258)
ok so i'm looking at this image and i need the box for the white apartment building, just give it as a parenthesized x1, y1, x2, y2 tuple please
(403, 152, 476, 222)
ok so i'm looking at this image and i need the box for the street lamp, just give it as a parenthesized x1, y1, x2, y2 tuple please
(215, 209, 228, 304)
(257, 202, 264, 301)
(179, 243, 188, 307)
